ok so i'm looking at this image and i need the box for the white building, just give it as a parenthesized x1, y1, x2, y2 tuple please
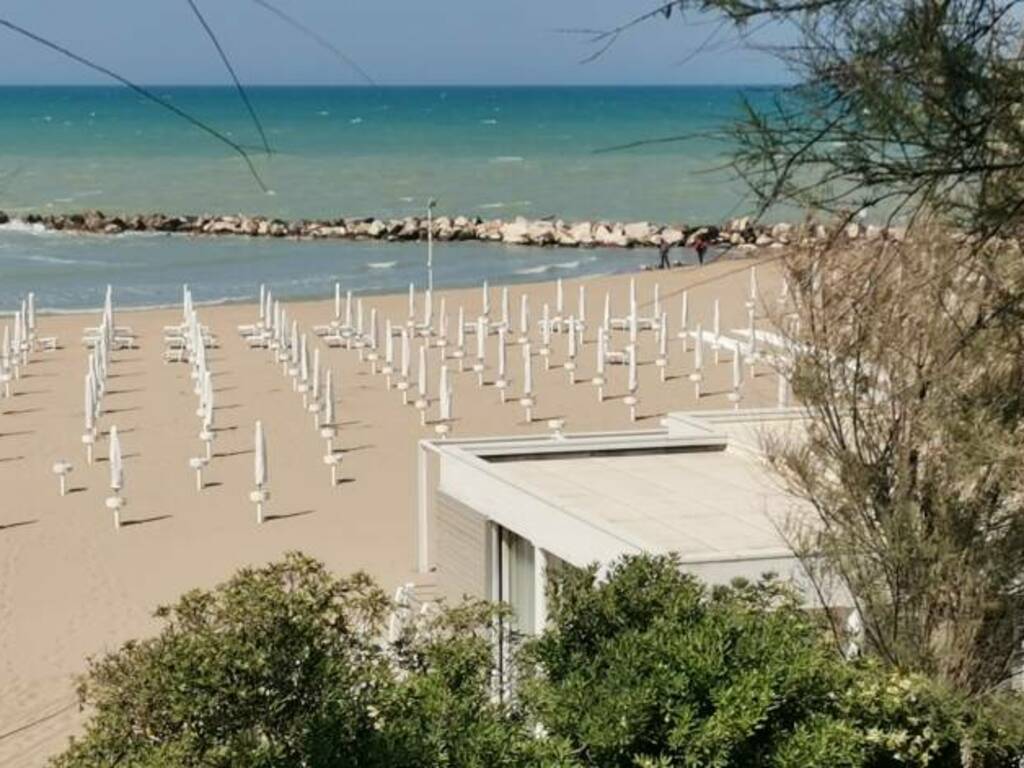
(415, 408, 820, 638)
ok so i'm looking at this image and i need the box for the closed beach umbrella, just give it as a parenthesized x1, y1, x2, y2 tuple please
(369, 309, 378, 350)
(653, 283, 661, 318)
(439, 365, 451, 421)
(27, 292, 35, 334)
(556, 278, 564, 316)
(345, 290, 353, 329)
(385, 320, 394, 365)
(482, 280, 490, 316)
(312, 348, 321, 402)
(408, 282, 415, 320)
(659, 313, 668, 358)
(457, 307, 465, 349)
(578, 285, 586, 325)
(424, 289, 433, 328)
(497, 328, 507, 378)
(334, 282, 341, 319)
(732, 349, 742, 391)
(542, 304, 551, 347)
(254, 420, 267, 487)
(713, 299, 720, 340)
(300, 334, 310, 385)
(109, 425, 123, 492)
(567, 316, 577, 359)
(356, 298, 365, 337)
(501, 287, 509, 328)
(203, 370, 215, 429)
(519, 294, 529, 337)
(400, 330, 410, 379)
(476, 316, 486, 361)
(438, 297, 447, 336)
(603, 292, 611, 332)
(324, 369, 335, 426)
(417, 344, 428, 398)
(694, 322, 704, 370)
(596, 328, 606, 375)
(84, 373, 95, 433)
(750, 266, 758, 301)
(259, 284, 266, 323)
(628, 343, 637, 393)
(522, 343, 533, 396)
(290, 321, 299, 365)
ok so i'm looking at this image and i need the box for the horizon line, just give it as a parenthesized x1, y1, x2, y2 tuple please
(0, 81, 791, 89)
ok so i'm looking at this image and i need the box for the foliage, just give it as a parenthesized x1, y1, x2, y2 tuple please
(52, 553, 1024, 767)
(520, 553, 1024, 768)
(764, 232, 1024, 693)
(51, 553, 541, 768)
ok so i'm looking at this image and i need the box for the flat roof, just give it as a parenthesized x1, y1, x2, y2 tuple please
(495, 447, 803, 562)
(427, 408, 814, 572)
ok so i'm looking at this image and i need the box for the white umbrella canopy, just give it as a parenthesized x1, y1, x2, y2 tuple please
(203, 371, 215, 429)
(312, 348, 321, 401)
(299, 334, 310, 384)
(497, 328, 507, 378)
(385, 320, 395, 365)
(522, 343, 533, 396)
(628, 343, 638, 393)
(254, 420, 267, 487)
(417, 344, 428, 398)
(439, 364, 451, 421)
(108, 425, 123, 492)
(84, 373, 95, 433)
(323, 369, 335, 426)
(400, 330, 411, 379)
(476, 316, 486, 361)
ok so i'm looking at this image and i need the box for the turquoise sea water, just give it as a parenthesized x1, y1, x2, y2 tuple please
(0, 86, 773, 310)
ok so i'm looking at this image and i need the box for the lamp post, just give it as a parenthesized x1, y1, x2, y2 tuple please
(426, 198, 437, 293)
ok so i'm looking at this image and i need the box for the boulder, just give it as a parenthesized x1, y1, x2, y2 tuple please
(623, 221, 656, 244)
(0, 211, 8, 225)
(568, 221, 595, 246)
(845, 221, 861, 240)
(366, 219, 387, 238)
(771, 222, 794, 242)
(500, 218, 532, 245)
(526, 220, 556, 245)
(755, 234, 774, 247)
(660, 227, 685, 246)
(865, 224, 883, 240)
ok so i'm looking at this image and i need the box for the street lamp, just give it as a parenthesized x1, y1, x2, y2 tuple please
(426, 198, 437, 293)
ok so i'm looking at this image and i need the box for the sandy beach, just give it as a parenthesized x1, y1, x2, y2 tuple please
(0, 256, 784, 766)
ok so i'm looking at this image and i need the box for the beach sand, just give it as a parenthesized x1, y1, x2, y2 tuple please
(0, 256, 785, 766)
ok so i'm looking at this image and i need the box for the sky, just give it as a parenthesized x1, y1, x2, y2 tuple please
(0, 0, 791, 86)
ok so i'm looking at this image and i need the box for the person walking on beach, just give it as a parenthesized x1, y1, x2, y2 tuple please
(658, 240, 673, 270)
(693, 234, 709, 266)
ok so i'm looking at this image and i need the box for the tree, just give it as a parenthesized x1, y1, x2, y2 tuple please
(51, 553, 544, 768)
(520, 554, 1024, 767)
(589, 0, 1024, 241)
(586, 0, 1024, 695)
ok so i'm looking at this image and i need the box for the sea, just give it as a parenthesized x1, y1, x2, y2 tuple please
(0, 85, 780, 311)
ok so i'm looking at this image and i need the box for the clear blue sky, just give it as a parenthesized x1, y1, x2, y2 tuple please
(0, 0, 790, 86)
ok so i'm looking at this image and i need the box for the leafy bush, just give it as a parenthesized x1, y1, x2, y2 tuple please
(53, 553, 1024, 767)
(520, 554, 1024, 768)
